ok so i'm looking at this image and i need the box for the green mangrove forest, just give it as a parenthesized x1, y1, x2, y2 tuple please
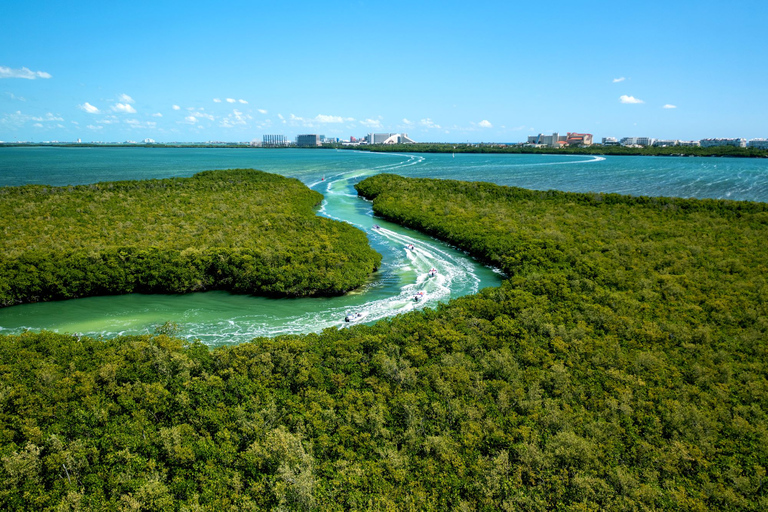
(0, 169, 381, 306)
(1, 174, 767, 509)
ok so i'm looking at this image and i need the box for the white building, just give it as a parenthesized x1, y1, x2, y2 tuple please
(652, 139, 679, 147)
(601, 137, 619, 145)
(620, 137, 655, 146)
(368, 133, 415, 144)
(527, 133, 567, 147)
(699, 138, 747, 148)
(747, 138, 768, 149)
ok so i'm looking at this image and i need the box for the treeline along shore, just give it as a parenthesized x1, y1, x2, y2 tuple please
(342, 142, 768, 158)
(1, 174, 767, 509)
(0, 169, 382, 306)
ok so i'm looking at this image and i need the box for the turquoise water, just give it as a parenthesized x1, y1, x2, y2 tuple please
(2, 147, 767, 201)
(1, 147, 767, 345)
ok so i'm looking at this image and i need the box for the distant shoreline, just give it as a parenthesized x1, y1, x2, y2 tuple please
(2, 142, 767, 158)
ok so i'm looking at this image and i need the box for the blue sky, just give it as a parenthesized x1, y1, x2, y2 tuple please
(1, 1, 766, 143)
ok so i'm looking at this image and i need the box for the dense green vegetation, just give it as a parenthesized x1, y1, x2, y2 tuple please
(1, 174, 767, 509)
(0, 169, 381, 305)
(346, 142, 768, 158)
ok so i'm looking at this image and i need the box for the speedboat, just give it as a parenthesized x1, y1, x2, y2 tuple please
(344, 311, 368, 323)
(372, 224, 380, 230)
(405, 244, 415, 251)
(428, 268, 438, 278)
(413, 291, 426, 302)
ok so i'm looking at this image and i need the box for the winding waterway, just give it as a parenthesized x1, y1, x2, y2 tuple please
(1, 147, 767, 346)
(0, 149, 504, 345)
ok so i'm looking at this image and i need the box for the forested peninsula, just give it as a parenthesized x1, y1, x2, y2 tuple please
(1, 175, 767, 509)
(0, 169, 381, 306)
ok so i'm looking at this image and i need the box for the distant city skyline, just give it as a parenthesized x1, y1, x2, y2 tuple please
(1, 1, 766, 143)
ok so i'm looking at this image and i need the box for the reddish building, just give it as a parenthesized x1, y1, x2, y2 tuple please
(566, 132, 593, 146)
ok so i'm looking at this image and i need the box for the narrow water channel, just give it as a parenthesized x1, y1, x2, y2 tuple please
(0, 166, 503, 346)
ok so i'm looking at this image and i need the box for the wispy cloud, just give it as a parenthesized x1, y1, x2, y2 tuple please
(315, 114, 353, 123)
(220, 109, 251, 128)
(360, 118, 382, 129)
(86, 124, 103, 130)
(402, 118, 413, 125)
(478, 120, 492, 128)
(79, 102, 100, 114)
(118, 93, 134, 104)
(213, 98, 222, 103)
(663, 104, 677, 109)
(613, 77, 626, 83)
(112, 103, 137, 113)
(420, 118, 441, 129)
(619, 95, 644, 104)
(31, 113, 64, 122)
(238, 99, 248, 104)
(226, 98, 236, 103)
(5, 92, 26, 101)
(258, 109, 267, 114)
(0, 66, 52, 79)
(184, 116, 197, 123)
(152, 112, 163, 117)
(172, 105, 180, 110)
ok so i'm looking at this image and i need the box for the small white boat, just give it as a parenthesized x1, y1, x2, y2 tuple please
(428, 268, 438, 278)
(405, 244, 415, 251)
(413, 291, 426, 302)
(344, 311, 368, 323)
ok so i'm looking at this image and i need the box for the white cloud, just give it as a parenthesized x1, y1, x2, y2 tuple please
(663, 104, 677, 109)
(30, 113, 64, 122)
(33, 123, 43, 128)
(402, 118, 413, 125)
(172, 105, 181, 110)
(86, 124, 103, 130)
(0, 66, 52, 79)
(220, 109, 251, 128)
(238, 99, 248, 104)
(258, 109, 267, 114)
(152, 112, 163, 117)
(613, 77, 626, 83)
(226, 98, 236, 103)
(185, 116, 197, 123)
(360, 118, 382, 128)
(277, 114, 284, 120)
(316, 114, 353, 123)
(213, 98, 222, 103)
(196, 112, 215, 121)
(125, 119, 141, 126)
(420, 118, 441, 129)
(5, 92, 26, 101)
(79, 102, 100, 114)
(118, 93, 134, 104)
(112, 103, 137, 113)
(619, 95, 644, 104)
(478, 120, 492, 128)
